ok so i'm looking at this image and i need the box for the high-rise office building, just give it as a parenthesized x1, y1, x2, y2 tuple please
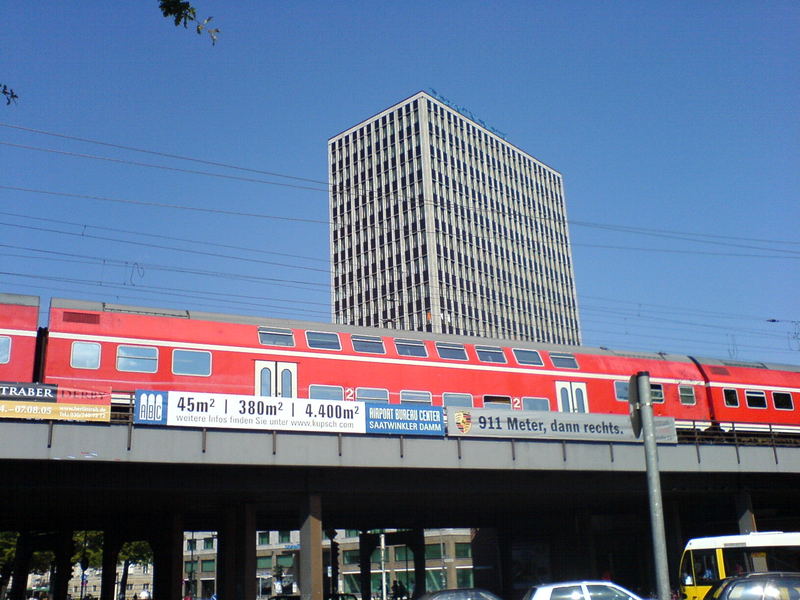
(328, 91, 580, 344)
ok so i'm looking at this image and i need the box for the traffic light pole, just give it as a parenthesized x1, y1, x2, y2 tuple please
(633, 372, 671, 600)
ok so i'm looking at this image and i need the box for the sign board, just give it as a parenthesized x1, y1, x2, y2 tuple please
(446, 407, 677, 443)
(0, 382, 111, 422)
(134, 390, 445, 437)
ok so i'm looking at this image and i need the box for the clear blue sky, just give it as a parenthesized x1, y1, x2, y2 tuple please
(2, 1, 798, 365)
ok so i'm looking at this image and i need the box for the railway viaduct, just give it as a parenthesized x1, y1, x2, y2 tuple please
(1, 421, 799, 600)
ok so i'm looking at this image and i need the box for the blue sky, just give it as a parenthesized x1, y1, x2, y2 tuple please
(2, 1, 798, 365)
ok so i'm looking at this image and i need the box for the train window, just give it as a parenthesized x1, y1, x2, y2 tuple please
(651, 384, 664, 403)
(614, 380, 664, 402)
(435, 342, 467, 360)
(679, 385, 696, 405)
(512, 348, 544, 366)
(306, 331, 342, 351)
(309, 385, 344, 401)
(550, 352, 579, 369)
(356, 387, 389, 402)
(352, 335, 385, 354)
(400, 390, 432, 404)
(484, 395, 512, 409)
(744, 390, 767, 409)
(443, 392, 473, 407)
(523, 397, 550, 411)
(258, 327, 294, 347)
(724, 388, 739, 407)
(475, 345, 506, 363)
(0, 336, 9, 364)
(117, 345, 158, 373)
(773, 392, 794, 410)
(172, 350, 211, 376)
(71, 341, 100, 370)
(394, 338, 428, 357)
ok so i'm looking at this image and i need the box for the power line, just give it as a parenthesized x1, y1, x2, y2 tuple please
(0, 122, 331, 186)
(0, 141, 330, 193)
(0, 208, 328, 264)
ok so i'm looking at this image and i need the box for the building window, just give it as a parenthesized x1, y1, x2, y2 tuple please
(309, 385, 344, 401)
(258, 327, 295, 347)
(306, 331, 342, 350)
(343, 550, 360, 565)
(512, 348, 543, 366)
(443, 393, 472, 407)
(400, 390, 432, 404)
(425, 544, 444, 559)
(257, 556, 272, 569)
(724, 389, 739, 407)
(455, 543, 472, 558)
(203, 537, 214, 550)
(278, 531, 291, 544)
(435, 342, 467, 360)
(679, 386, 696, 405)
(356, 388, 389, 402)
(522, 397, 550, 411)
(276, 555, 293, 567)
(172, 349, 211, 376)
(475, 345, 506, 363)
(745, 390, 767, 409)
(71, 341, 101, 369)
(258, 532, 270, 545)
(345, 529, 360, 538)
(187, 539, 197, 551)
(395, 338, 427, 357)
(352, 335, 385, 354)
(117, 345, 158, 373)
(185, 561, 196, 573)
(200, 560, 215, 572)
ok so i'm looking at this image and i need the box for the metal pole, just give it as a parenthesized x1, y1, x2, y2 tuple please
(380, 534, 387, 600)
(637, 372, 671, 600)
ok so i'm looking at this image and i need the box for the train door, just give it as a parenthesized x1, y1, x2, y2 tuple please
(254, 361, 297, 398)
(555, 381, 588, 413)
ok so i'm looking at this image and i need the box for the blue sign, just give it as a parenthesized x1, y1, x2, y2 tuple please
(365, 403, 445, 436)
(134, 390, 168, 425)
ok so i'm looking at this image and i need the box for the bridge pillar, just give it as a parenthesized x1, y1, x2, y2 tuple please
(51, 530, 75, 600)
(358, 533, 379, 600)
(409, 529, 426, 599)
(8, 532, 33, 600)
(150, 514, 184, 600)
(100, 530, 123, 600)
(218, 504, 256, 600)
(299, 494, 323, 600)
(736, 491, 757, 534)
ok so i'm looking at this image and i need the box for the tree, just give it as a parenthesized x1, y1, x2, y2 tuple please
(159, 1, 220, 45)
(117, 541, 154, 600)
(0, 532, 19, 599)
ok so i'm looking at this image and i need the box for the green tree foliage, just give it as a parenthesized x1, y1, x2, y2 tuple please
(159, 1, 219, 45)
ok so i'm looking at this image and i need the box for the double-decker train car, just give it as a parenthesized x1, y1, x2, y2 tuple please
(0, 294, 40, 383)
(2, 293, 799, 437)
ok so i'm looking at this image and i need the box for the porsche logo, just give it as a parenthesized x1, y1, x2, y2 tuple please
(454, 411, 472, 434)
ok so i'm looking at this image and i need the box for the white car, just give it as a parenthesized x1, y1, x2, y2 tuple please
(522, 581, 645, 600)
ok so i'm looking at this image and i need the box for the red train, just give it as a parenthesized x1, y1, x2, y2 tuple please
(1, 293, 799, 435)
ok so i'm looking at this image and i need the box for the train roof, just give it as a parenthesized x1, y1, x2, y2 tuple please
(0, 293, 40, 308)
(49, 297, 698, 364)
(690, 355, 800, 374)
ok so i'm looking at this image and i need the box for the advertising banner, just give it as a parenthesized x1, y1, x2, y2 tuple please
(135, 390, 365, 433)
(0, 382, 111, 422)
(134, 390, 447, 436)
(365, 403, 445, 436)
(446, 407, 677, 443)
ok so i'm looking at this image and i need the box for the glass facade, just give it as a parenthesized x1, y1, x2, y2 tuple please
(329, 91, 580, 344)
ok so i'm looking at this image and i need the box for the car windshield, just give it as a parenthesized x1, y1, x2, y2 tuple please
(722, 577, 800, 600)
(424, 590, 503, 600)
